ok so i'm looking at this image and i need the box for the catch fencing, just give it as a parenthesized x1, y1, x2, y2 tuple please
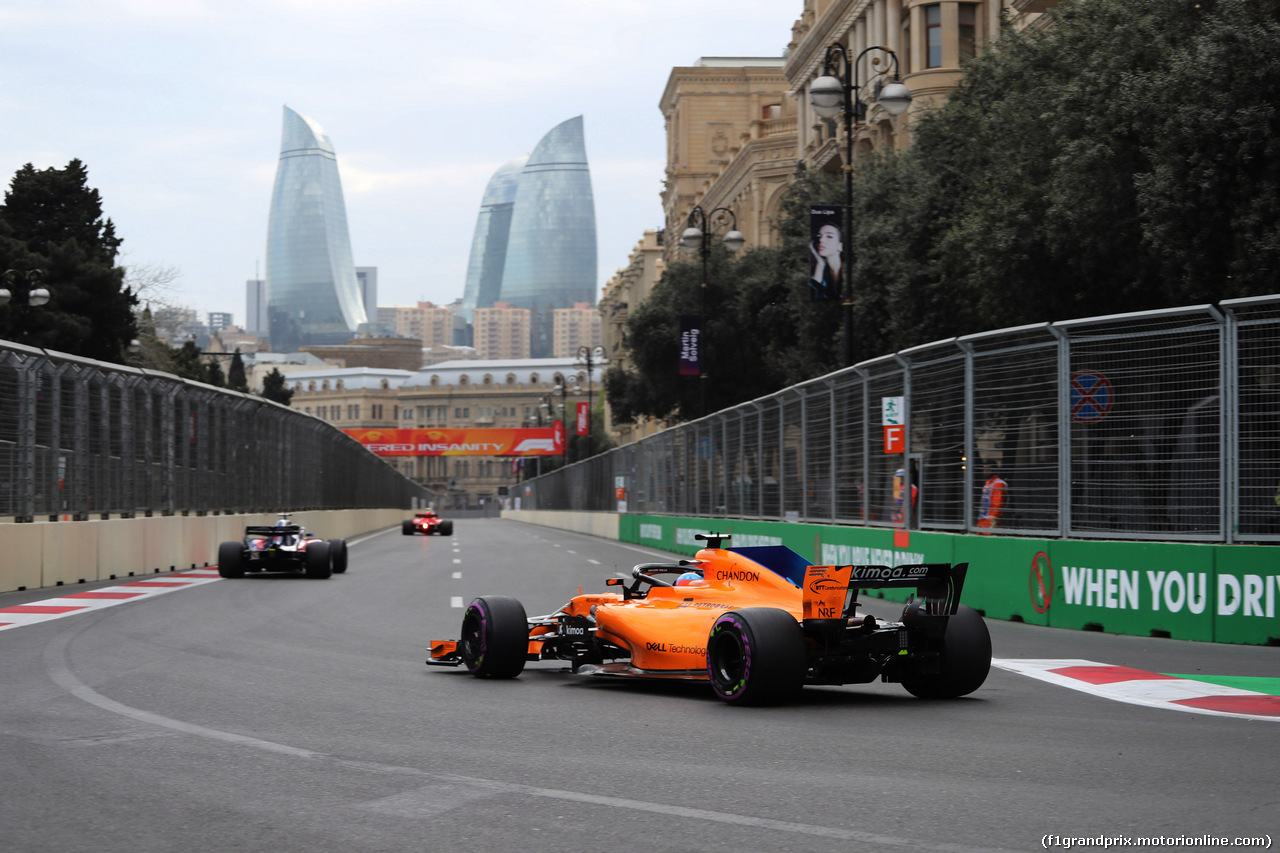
(522, 296, 1280, 544)
(0, 340, 431, 521)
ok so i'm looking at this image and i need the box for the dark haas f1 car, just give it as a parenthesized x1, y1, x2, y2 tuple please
(217, 514, 348, 579)
(403, 510, 453, 536)
(428, 533, 991, 705)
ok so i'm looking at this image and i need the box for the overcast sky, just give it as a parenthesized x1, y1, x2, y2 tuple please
(0, 0, 800, 324)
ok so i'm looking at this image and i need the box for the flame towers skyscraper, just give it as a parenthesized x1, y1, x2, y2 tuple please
(265, 106, 367, 353)
(461, 116, 597, 356)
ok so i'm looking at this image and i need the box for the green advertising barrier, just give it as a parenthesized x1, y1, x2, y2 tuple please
(1214, 547, 1280, 645)
(1041, 540, 1217, 641)
(624, 514, 1279, 645)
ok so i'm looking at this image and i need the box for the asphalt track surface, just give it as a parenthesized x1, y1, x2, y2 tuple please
(1, 519, 1276, 853)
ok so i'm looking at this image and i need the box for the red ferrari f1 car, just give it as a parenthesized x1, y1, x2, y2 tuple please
(428, 533, 991, 705)
(403, 510, 453, 537)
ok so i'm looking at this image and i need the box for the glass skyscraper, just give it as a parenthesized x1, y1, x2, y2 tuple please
(265, 106, 367, 353)
(461, 116, 597, 356)
(460, 156, 526, 323)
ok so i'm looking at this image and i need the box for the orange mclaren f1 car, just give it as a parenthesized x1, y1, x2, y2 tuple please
(427, 533, 991, 705)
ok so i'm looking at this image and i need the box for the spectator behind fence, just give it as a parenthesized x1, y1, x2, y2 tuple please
(978, 465, 1007, 533)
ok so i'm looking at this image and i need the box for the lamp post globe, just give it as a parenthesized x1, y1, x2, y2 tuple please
(722, 230, 746, 254)
(877, 81, 913, 115)
(679, 226, 704, 254)
(809, 74, 844, 118)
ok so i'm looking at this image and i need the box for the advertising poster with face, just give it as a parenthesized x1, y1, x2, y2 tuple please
(809, 205, 843, 301)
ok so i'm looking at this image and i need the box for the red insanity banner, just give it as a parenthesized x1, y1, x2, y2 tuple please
(576, 402, 588, 436)
(343, 427, 563, 457)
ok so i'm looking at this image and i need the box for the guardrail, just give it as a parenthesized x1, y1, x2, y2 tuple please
(0, 340, 432, 521)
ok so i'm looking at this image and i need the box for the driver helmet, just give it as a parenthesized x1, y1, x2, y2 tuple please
(674, 571, 704, 586)
(273, 517, 295, 545)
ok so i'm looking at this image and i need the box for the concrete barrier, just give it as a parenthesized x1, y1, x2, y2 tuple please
(502, 509, 619, 540)
(0, 509, 407, 594)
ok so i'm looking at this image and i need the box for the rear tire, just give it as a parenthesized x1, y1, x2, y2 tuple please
(402, 519, 414, 535)
(901, 604, 992, 699)
(460, 596, 528, 679)
(328, 539, 348, 574)
(217, 541, 245, 579)
(304, 541, 331, 579)
(706, 608, 806, 706)
(440, 520, 454, 536)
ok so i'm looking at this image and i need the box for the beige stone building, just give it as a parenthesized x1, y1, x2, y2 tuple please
(787, 0, 1057, 170)
(385, 302, 454, 349)
(598, 230, 668, 445)
(299, 336, 423, 371)
(551, 302, 602, 358)
(473, 302, 531, 360)
(659, 58, 796, 260)
(288, 366, 411, 439)
(396, 358, 597, 506)
(284, 357, 601, 508)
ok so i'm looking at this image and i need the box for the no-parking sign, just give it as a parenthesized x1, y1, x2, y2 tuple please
(1070, 371, 1113, 422)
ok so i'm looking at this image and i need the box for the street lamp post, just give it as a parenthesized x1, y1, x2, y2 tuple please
(678, 206, 745, 418)
(809, 44, 911, 366)
(576, 344, 605, 453)
(0, 269, 53, 344)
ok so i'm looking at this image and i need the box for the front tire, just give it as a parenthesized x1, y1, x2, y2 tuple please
(901, 604, 992, 699)
(460, 596, 528, 679)
(706, 608, 806, 706)
(217, 541, 245, 578)
(304, 541, 331, 579)
(328, 539, 348, 573)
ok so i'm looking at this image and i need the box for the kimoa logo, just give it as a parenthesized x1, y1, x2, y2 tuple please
(1059, 566, 1280, 617)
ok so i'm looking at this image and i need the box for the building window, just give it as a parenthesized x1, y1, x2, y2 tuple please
(926, 4, 942, 68)
(959, 3, 977, 61)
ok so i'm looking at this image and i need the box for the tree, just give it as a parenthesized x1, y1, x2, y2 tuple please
(0, 160, 136, 361)
(228, 350, 250, 393)
(205, 359, 226, 388)
(261, 368, 294, 406)
(169, 340, 208, 383)
(607, 170, 848, 424)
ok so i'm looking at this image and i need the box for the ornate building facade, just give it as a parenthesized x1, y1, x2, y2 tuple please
(659, 58, 796, 260)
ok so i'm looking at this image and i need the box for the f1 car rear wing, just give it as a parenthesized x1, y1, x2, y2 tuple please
(245, 525, 304, 537)
(802, 562, 969, 621)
